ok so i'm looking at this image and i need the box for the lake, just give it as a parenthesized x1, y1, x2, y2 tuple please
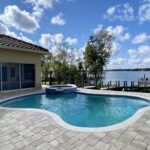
(104, 71, 150, 83)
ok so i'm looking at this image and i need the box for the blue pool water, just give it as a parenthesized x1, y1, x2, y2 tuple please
(1, 93, 150, 127)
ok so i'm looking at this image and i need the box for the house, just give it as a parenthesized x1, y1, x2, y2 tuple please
(0, 34, 48, 91)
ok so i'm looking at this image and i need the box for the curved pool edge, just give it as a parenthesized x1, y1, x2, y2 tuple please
(0, 89, 150, 132)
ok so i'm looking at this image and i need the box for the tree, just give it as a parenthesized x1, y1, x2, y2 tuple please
(84, 29, 114, 88)
(54, 43, 69, 84)
(41, 53, 54, 85)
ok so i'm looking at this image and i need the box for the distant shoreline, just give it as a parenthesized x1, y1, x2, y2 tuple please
(106, 68, 150, 71)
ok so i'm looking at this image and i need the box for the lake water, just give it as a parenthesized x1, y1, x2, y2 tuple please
(104, 71, 150, 82)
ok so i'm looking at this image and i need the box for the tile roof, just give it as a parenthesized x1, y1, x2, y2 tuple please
(0, 34, 49, 53)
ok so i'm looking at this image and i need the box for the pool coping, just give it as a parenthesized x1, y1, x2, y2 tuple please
(0, 89, 150, 132)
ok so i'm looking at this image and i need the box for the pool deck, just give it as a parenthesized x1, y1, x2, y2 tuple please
(0, 89, 150, 150)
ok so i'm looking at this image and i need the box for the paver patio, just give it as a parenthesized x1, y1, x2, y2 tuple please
(0, 89, 150, 150)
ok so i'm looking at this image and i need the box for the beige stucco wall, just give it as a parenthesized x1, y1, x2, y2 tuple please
(0, 48, 42, 89)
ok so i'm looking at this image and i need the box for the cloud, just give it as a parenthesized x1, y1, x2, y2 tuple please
(104, 3, 134, 21)
(19, 33, 33, 43)
(110, 58, 127, 66)
(93, 25, 130, 42)
(126, 45, 150, 67)
(39, 34, 52, 48)
(108, 57, 143, 69)
(128, 49, 138, 58)
(0, 5, 39, 33)
(111, 42, 121, 55)
(53, 33, 64, 44)
(25, 0, 55, 9)
(132, 33, 150, 44)
(143, 57, 150, 63)
(104, 1, 150, 23)
(109, 44, 150, 69)
(93, 24, 103, 34)
(106, 25, 130, 42)
(128, 58, 141, 64)
(51, 13, 66, 26)
(0, 22, 33, 43)
(39, 33, 77, 49)
(32, 7, 44, 18)
(66, 37, 78, 45)
(106, 6, 116, 15)
(138, 45, 150, 55)
(128, 45, 150, 56)
(24, 0, 57, 22)
(0, 23, 17, 37)
(138, 0, 150, 23)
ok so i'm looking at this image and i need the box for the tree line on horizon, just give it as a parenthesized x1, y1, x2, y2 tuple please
(41, 29, 114, 89)
(107, 68, 150, 71)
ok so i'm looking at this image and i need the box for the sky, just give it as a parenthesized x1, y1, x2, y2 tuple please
(0, 0, 150, 69)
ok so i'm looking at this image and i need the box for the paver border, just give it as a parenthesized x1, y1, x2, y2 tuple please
(0, 89, 150, 132)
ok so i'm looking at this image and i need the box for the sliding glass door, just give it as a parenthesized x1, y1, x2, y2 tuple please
(0, 63, 35, 91)
(21, 64, 35, 88)
(2, 63, 20, 90)
(0, 64, 1, 91)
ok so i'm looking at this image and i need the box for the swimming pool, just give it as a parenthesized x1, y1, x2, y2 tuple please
(0, 93, 150, 127)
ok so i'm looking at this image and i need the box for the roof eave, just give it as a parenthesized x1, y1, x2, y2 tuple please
(0, 45, 49, 54)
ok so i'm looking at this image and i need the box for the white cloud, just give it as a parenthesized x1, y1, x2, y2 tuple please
(109, 44, 150, 69)
(107, 6, 116, 15)
(54, 33, 64, 43)
(0, 5, 39, 33)
(93, 25, 130, 42)
(132, 33, 150, 44)
(108, 57, 143, 69)
(143, 57, 150, 63)
(0, 22, 33, 43)
(39, 33, 65, 49)
(119, 33, 130, 42)
(111, 42, 120, 55)
(25, 0, 55, 9)
(39, 33, 77, 49)
(0, 23, 17, 37)
(66, 37, 78, 45)
(32, 7, 43, 18)
(128, 58, 141, 64)
(19, 33, 33, 43)
(128, 45, 150, 58)
(39, 34, 52, 48)
(93, 24, 103, 34)
(138, 0, 150, 23)
(24, 0, 57, 22)
(106, 25, 130, 42)
(104, 3, 134, 21)
(104, 1, 150, 23)
(138, 45, 150, 55)
(110, 58, 127, 66)
(128, 49, 138, 58)
(51, 13, 66, 26)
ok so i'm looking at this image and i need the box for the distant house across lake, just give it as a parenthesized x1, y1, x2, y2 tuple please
(0, 34, 48, 91)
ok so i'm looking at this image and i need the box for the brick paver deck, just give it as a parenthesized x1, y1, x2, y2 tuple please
(0, 89, 150, 150)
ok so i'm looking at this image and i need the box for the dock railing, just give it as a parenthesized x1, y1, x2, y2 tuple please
(102, 80, 150, 90)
